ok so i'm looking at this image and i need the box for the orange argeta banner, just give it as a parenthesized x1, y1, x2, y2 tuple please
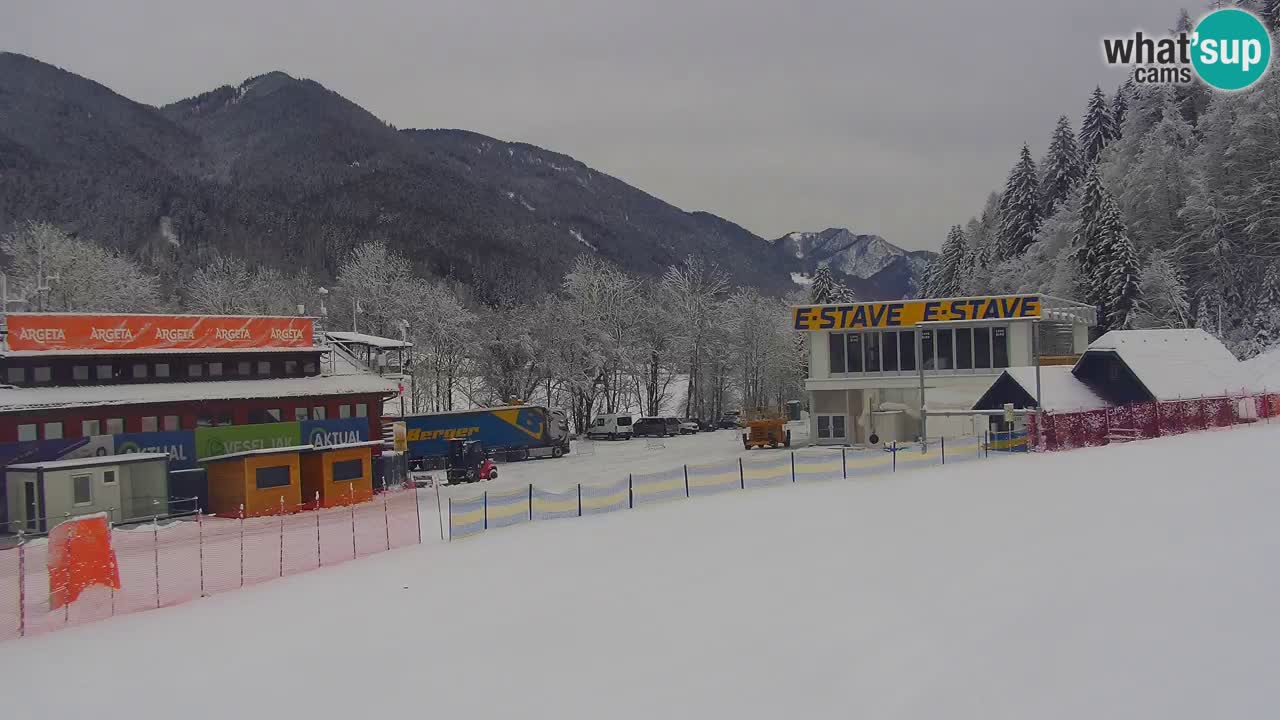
(48, 514, 121, 610)
(6, 314, 314, 352)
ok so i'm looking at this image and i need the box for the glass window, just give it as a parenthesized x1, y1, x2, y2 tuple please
(73, 365, 89, 381)
(141, 416, 159, 433)
(832, 415, 846, 439)
(163, 415, 181, 431)
(96, 364, 113, 380)
(828, 334, 845, 374)
(209, 362, 223, 377)
(356, 404, 368, 418)
(956, 328, 973, 370)
(332, 459, 364, 482)
(921, 330, 935, 370)
(188, 363, 203, 379)
(133, 364, 148, 379)
(882, 331, 899, 372)
(258, 361, 272, 375)
(303, 361, 317, 374)
(295, 407, 309, 421)
(339, 405, 352, 419)
(312, 406, 326, 420)
(82, 419, 102, 436)
(974, 327, 992, 368)
(73, 474, 92, 505)
(267, 408, 282, 422)
(285, 360, 298, 375)
(155, 363, 170, 379)
(238, 361, 252, 376)
(197, 414, 214, 428)
(105, 418, 124, 435)
(846, 333, 863, 373)
(6, 367, 24, 384)
(936, 329, 954, 370)
(993, 327, 1009, 368)
(103, 470, 116, 485)
(17, 424, 37, 442)
(43, 422, 63, 440)
(864, 332, 881, 372)
(255, 465, 292, 490)
(33, 367, 51, 383)
(817, 416, 831, 439)
(899, 332, 916, 372)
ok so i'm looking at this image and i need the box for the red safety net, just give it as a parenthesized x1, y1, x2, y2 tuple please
(1030, 393, 1279, 451)
(0, 487, 421, 643)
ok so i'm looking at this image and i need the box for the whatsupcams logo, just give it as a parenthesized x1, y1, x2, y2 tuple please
(1103, 8, 1271, 90)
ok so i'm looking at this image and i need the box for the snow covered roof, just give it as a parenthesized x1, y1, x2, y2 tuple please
(200, 445, 315, 464)
(1079, 329, 1248, 400)
(8, 453, 170, 471)
(983, 366, 1112, 412)
(325, 331, 412, 349)
(1242, 345, 1280, 392)
(0, 373, 400, 413)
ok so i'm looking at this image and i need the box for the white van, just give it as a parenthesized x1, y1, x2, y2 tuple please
(587, 414, 634, 440)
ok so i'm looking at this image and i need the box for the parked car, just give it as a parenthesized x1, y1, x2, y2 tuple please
(632, 417, 672, 437)
(678, 418, 700, 435)
(717, 411, 742, 429)
(696, 419, 718, 432)
(661, 417, 683, 436)
(586, 413, 634, 440)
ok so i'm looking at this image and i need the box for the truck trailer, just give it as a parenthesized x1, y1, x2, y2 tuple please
(400, 405, 570, 467)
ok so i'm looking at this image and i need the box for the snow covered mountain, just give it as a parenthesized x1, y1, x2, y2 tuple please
(775, 228, 935, 300)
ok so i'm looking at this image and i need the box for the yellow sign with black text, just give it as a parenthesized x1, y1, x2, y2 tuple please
(792, 295, 1041, 332)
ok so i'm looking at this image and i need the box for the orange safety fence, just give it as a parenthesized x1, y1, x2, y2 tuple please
(0, 487, 421, 642)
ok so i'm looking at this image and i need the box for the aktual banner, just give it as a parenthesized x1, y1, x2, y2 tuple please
(6, 314, 313, 352)
(791, 295, 1041, 332)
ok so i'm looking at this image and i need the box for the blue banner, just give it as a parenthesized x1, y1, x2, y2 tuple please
(115, 431, 198, 470)
(302, 418, 369, 448)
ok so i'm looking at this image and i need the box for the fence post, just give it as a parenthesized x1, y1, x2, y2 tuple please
(17, 537, 25, 638)
(483, 491, 489, 530)
(314, 492, 322, 568)
(239, 505, 245, 588)
(984, 431, 989, 458)
(684, 465, 690, 498)
(739, 459, 745, 490)
(528, 484, 534, 521)
(383, 492, 391, 550)
(198, 509, 205, 596)
(435, 478, 445, 542)
(629, 474, 635, 507)
(577, 484, 582, 517)
(841, 448, 846, 479)
(791, 452, 796, 483)
(153, 515, 161, 608)
(941, 436, 946, 465)
(279, 497, 285, 578)
(892, 441, 896, 472)
(350, 485, 358, 559)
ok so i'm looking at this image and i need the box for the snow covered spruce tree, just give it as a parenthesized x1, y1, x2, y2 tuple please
(927, 225, 971, 297)
(1039, 116, 1083, 218)
(1131, 250, 1190, 329)
(1073, 167, 1137, 330)
(997, 144, 1041, 256)
(0, 221, 161, 312)
(1080, 86, 1119, 164)
(808, 265, 855, 304)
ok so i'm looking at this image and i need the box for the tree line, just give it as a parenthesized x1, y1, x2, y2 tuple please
(921, 5, 1280, 358)
(1, 221, 807, 432)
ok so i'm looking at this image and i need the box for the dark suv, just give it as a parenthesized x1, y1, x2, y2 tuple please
(633, 417, 677, 437)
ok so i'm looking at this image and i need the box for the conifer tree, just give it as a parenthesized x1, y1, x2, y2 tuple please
(1097, 195, 1140, 329)
(997, 144, 1042, 256)
(1039, 116, 1083, 217)
(930, 225, 971, 297)
(809, 266, 855, 304)
(1080, 87, 1118, 163)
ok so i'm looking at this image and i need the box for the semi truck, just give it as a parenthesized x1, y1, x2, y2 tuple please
(399, 405, 570, 467)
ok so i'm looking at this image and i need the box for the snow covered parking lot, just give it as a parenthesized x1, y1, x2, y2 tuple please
(3, 425, 1279, 719)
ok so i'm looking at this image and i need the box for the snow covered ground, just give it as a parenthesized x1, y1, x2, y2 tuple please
(3, 425, 1279, 719)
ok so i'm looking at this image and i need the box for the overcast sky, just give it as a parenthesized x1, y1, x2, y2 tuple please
(7, 0, 1186, 250)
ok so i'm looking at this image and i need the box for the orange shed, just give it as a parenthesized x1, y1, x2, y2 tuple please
(200, 445, 310, 517)
(299, 441, 379, 508)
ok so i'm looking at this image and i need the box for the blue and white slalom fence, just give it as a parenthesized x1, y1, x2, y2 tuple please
(446, 434, 1008, 540)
